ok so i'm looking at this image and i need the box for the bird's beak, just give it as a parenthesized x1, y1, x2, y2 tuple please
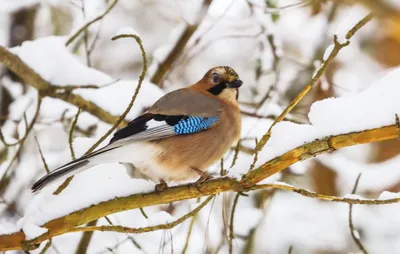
(226, 79, 243, 88)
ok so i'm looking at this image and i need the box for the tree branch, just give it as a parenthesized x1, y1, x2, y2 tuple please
(0, 46, 123, 126)
(150, 0, 213, 86)
(65, 0, 119, 46)
(256, 13, 372, 151)
(1, 123, 399, 250)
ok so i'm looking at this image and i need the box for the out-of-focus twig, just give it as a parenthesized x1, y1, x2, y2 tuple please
(228, 193, 240, 254)
(65, 0, 118, 46)
(70, 195, 214, 234)
(150, 0, 213, 87)
(334, 0, 400, 20)
(53, 32, 147, 194)
(75, 220, 97, 254)
(34, 134, 50, 174)
(256, 13, 373, 151)
(248, 138, 259, 172)
(0, 97, 42, 192)
(181, 212, 197, 254)
(39, 239, 52, 254)
(69, 108, 81, 161)
(348, 174, 368, 254)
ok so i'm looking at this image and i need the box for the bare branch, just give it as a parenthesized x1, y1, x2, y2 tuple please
(65, 0, 119, 46)
(69, 108, 81, 160)
(0, 97, 42, 192)
(34, 134, 50, 174)
(69, 195, 214, 234)
(150, 0, 213, 87)
(228, 193, 240, 254)
(348, 174, 368, 254)
(256, 13, 372, 151)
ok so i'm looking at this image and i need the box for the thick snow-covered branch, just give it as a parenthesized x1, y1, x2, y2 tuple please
(0, 122, 399, 250)
(0, 45, 122, 125)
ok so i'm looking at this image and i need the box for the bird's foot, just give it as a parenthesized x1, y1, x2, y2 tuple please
(196, 172, 214, 183)
(155, 179, 168, 194)
(190, 167, 213, 192)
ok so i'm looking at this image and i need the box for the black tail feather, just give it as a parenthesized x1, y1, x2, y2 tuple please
(32, 160, 89, 192)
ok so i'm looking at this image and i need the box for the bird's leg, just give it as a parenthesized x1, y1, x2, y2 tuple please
(190, 167, 213, 192)
(190, 167, 213, 183)
(155, 179, 168, 194)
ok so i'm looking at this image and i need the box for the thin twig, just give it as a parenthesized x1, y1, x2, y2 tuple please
(181, 214, 197, 254)
(150, 0, 213, 87)
(87, 33, 147, 154)
(80, 0, 91, 67)
(69, 108, 81, 160)
(248, 138, 259, 172)
(256, 13, 373, 151)
(69, 195, 214, 234)
(52, 84, 99, 91)
(228, 193, 240, 254)
(54, 32, 147, 194)
(139, 208, 148, 219)
(65, 0, 118, 46)
(220, 158, 225, 176)
(0, 102, 34, 147)
(264, 0, 311, 14)
(348, 174, 368, 254)
(39, 239, 52, 254)
(34, 134, 50, 173)
(104, 216, 113, 225)
(230, 140, 241, 169)
(75, 220, 97, 254)
(0, 97, 42, 190)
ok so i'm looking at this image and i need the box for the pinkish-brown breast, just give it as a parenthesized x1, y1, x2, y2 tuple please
(149, 103, 241, 181)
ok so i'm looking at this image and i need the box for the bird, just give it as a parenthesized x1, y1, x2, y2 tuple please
(32, 66, 243, 192)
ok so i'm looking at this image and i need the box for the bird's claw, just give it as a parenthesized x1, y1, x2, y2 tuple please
(155, 179, 168, 194)
(191, 172, 214, 192)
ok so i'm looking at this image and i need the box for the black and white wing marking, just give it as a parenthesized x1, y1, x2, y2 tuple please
(108, 113, 219, 146)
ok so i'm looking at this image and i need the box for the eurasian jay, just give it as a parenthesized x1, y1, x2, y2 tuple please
(32, 66, 243, 192)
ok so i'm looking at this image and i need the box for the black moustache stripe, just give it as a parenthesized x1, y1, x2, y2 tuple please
(207, 83, 227, 95)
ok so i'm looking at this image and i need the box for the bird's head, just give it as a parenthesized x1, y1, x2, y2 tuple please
(194, 66, 243, 103)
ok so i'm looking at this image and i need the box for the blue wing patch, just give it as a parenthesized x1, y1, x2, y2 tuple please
(173, 116, 218, 134)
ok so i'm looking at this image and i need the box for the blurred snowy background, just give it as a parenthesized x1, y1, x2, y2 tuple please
(1, 0, 400, 253)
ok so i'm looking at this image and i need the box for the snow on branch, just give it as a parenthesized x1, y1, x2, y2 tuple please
(0, 44, 122, 125)
(1, 121, 400, 250)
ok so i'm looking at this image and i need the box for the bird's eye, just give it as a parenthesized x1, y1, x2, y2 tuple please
(212, 73, 220, 84)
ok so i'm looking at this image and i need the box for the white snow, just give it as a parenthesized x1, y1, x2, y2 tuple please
(379, 191, 400, 200)
(0, 220, 19, 235)
(319, 153, 400, 193)
(343, 194, 367, 200)
(17, 163, 155, 230)
(115, 27, 138, 37)
(309, 68, 400, 133)
(146, 211, 175, 226)
(323, 43, 335, 61)
(263, 67, 400, 163)
(352, 229, 361, 240)
(10, 36, 113, 86)
(22, 223, 48, 240)
(334, 5, 371, 43)
(0, 0, 39, 13)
